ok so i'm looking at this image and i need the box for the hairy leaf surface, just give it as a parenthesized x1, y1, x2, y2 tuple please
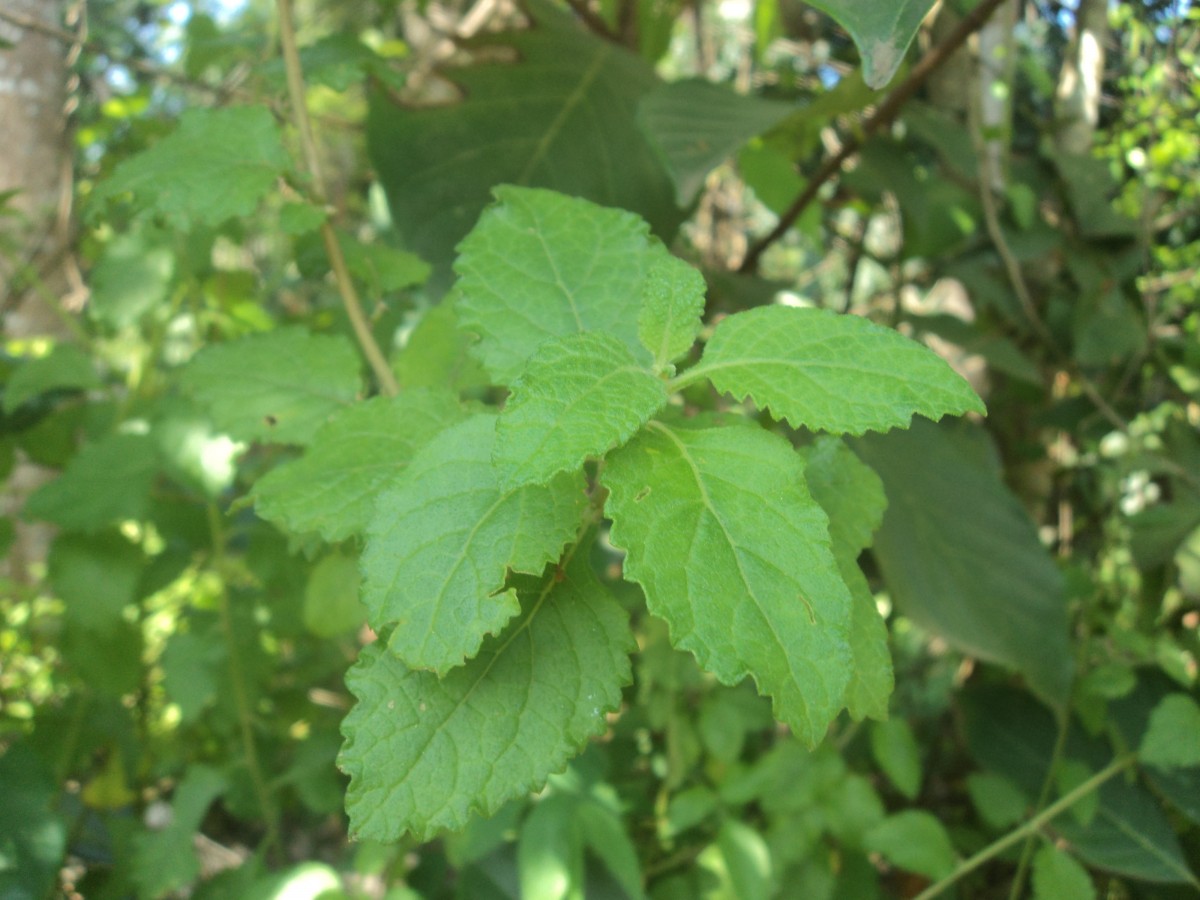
(638, 254, 707, 372)
(603, 416, 852, 745)
(362, 414, 587, 673)
(254, 390, 465, 541)
(495, 333, 668, 486)
(689, 306, 983, 434)
(90, 106, 289, 228)
(455, 186, 666, 384)
(340, 554, 633, 841)
(181, 328, 362, 445)
(802, 437, 893, 720)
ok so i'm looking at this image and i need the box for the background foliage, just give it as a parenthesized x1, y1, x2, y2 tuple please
(1, 0, 1198, 897)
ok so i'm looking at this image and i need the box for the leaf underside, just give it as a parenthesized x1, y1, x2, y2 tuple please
(340, 551, 634, 842)
(603, 415, 853, 746)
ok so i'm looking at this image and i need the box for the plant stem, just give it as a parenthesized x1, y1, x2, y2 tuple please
(207, 502, 281, 854)
(912, 753, 1136, 900)
(1005, 708, 1071, 900)
(275, 0, 400, 397)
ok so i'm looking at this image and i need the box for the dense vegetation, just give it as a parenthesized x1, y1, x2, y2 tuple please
(1, 0, 1198, 897)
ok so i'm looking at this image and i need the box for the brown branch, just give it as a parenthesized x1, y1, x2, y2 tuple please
(276, 0, 399, 398)
(739, 0, 1010, 273)
(562, 0, 623, 44)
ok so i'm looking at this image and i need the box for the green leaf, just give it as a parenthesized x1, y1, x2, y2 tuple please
(90, 106, 289, 228)
(303, 552, 366, 638)
(337, 232, 431, 293)
(162, 628, 225, 724)
(181, 328, 362, 445)
(853, 420, 1074, 708)
(367, 0, 682, 284)
(3, 344, 100, 413)
(864, 811, 957, 880)
(638, 79, 796, 205)
(254, 390, 465, 541)
(801, 437, 893, 720)
(455, 186, 662, 385)
(870, 718, 922, 800)
(48, 531, 145, 632)
(393, 300, 489, 392)
(1140, 695, 1200, 770)
(638, 254, 707, 373)
(685, 306, 984, 435)
(88, 228, 175, 326)
(603, 416, 852, 746)
(709, 820, 772, 900)
(0, 744, 67, 900)
(23, 433, 159, 531)
(495, 332, 668, 486)
(1032, 846, 1096, 900)
(339, 553, 633, 842)
(803, 0, 936, 89)
(519, 795, 583, 900)
(966, 772, 1030, 830)
(131, 765, 227, 899)
(362, 414, 587, 673)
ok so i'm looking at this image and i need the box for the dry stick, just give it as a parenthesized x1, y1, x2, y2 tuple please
(739, 0, 1010, 274)
(275, 0, 400, 397)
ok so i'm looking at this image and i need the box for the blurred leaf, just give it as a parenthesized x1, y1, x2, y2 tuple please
(1140, 695, 1200, 770)
(638, 80, 795, 205)
(162, 627, 225, 724)
(337, 232, 431, 294)
(48, 530, 145, 631)
(23, 433, 159, 531)
(90, 106, 289, 229)
(254, 390, 465, 541)
(3, 344, 100, 413)
(303, 552, 365, 638)
(340, 555, 633, 841)
(864, 811, 957, 880)
(802, 0, 935, 87)
(88, 228, 175, 326)
(965, 772, 1030, 830)
(0, 743, 67, 899)
(1032, 846, 1096, 900)
(853, 419, 1074, 707)
(367, 0, 682, 285)
(393, 300, 489, 391)
(870, 718, 922, 799)
(181, 328, 362, 445)
(518, 796, 582, 900)
(131, 765, 227, 900)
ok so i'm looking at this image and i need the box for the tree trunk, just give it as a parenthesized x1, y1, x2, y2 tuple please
(1054, 0, 1108, 155)
(0, 0, 72, 581)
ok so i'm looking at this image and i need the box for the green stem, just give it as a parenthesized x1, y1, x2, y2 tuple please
(913, 753, 1137, 900)
(275, 0, 399, 398)
(207, 502, 280, 854)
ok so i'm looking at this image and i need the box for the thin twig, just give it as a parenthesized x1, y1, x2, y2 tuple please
(562, 0, 622, 44)
(739, 0, 1010, 273)
(276, 0, 400, 397)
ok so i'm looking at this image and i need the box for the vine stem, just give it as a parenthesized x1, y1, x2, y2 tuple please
(207, 502, 281, 855)
(739, 0, 1010, 273)
(912, 753, 1137, 900)
(275, 0, 400, 397)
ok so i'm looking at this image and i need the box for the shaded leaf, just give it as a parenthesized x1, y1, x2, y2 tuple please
(603, 415, 852, 746)
(870, 718, 922, 800)
(495, 332, 668, 486)
(131, 765, 227, 899)
(23, 433, 159, 531)
(340, 554, 633, 841)
(864, 811, 957, 880)
(181, 328, 362, 445)
(393, 300, 489, 392)
(90, 106, 288, 228)
(638, 79, 796, 205)
(1032, 846, 1096, 900)
(853, 420, 1073, 707)
(48, 531, 145, 632)
(1140, 695, 1200, 770)
(3, 344, 100, 413)
(254, 390, 465, 541)
(367, 0, 681, 284)
(362, 414, 587, 673)
(689, 306, 984, 435)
